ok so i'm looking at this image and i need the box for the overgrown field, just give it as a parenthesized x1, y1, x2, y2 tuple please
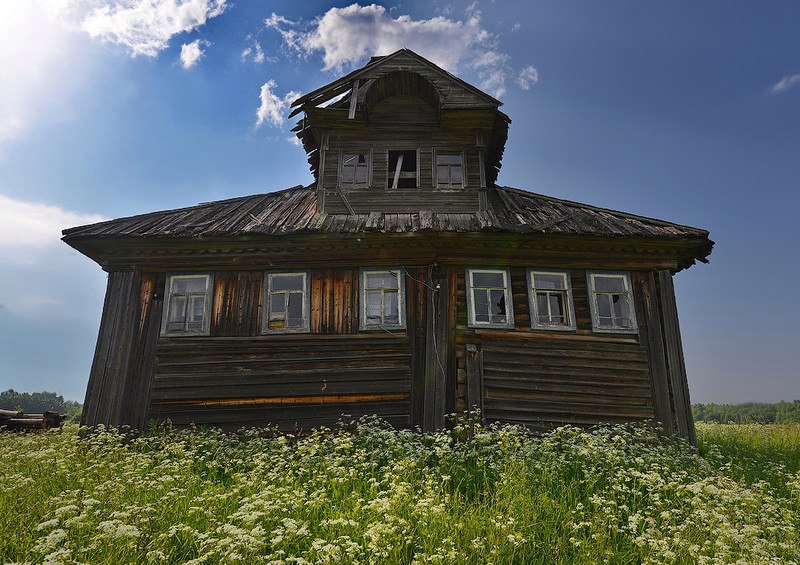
(1, 421, 799, 565)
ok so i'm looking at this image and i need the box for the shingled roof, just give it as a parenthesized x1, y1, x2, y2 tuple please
(63, 185, 712, 265)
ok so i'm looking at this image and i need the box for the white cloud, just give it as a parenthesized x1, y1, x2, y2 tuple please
(81, 0, 228, 57)
(241, 35, 268, 63)
(770, 74, 800, 94)
(511, 22, 521, 32)
(516, 65, 539, 90)
(0, 195, 106, 266)
(255, 80, 301, 128)
(179, 38, 209, 68)
(264, 3, 527, 98)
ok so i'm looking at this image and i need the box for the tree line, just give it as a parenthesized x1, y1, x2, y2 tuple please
(693, 400, 800, 424)
(0, 390, 82, 423)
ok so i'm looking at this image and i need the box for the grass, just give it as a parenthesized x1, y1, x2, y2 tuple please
(1, 420, 799, 564)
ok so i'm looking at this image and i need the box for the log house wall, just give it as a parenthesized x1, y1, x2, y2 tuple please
(81, 263, 694, 440)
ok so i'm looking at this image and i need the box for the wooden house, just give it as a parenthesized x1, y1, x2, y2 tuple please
(63, 49, 713, 440)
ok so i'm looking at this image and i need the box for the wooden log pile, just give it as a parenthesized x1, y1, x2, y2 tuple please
(0, 408, 66, 431)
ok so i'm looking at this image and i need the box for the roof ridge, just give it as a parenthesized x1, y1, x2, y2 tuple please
(494, 185, 708, 234)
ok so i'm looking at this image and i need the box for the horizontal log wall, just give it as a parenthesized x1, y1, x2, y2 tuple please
(147, 335, 412, 431)
(456, 267, 659, 432)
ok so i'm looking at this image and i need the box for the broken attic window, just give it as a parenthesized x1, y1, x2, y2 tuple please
(340, 152, 369, 188)
(436, 152, 464, 188)
(388, 150, 418, 189)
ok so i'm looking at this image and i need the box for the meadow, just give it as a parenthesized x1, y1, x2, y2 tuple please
(1, 420, 799, 565)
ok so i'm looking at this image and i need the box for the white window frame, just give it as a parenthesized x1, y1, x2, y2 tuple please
(338, 150, 371, 189)
(360, 267, 406, 330)
(387, 149, 420, 189)
(527, 269, 576, 331)
(161, 273, 213, 336)
(586, 271, 638, 334)
(466, 268, 514, 329)
(262, 271, 310, 334)
(434, 150, 465, 189)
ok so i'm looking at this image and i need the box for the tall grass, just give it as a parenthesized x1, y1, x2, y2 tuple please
(1, 420, 799, 564)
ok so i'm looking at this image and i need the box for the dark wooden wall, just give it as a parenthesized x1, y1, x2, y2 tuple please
(319, 96, 482, 214)
(82, 264, 694, 440)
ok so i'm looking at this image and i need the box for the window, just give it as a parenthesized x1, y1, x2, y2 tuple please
(435, 152, 464, 188)
(466, 268, 514, 328)
(388, 150, 418, 188)
(587, 271, 638, 333)
(161, 274, 212, 336)
(360, 268, 405, 329)
(263, 272, 309, 333)
(340, 151, 370, 188)
(528, 270, 576, 331)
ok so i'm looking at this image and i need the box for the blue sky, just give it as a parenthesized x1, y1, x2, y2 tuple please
(0, 0, 798, 404)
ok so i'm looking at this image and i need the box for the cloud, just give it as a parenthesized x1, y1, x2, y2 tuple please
(179, 38, 209, 68)
(264, 3, 530, 98)
(255, 80, 301, 128)
(0, 195, 106, 266)
(770, 74, 800, 94)
(516, 65, 539, 90)
(81, 0, 228, 57)
(241, 35, 268, 63)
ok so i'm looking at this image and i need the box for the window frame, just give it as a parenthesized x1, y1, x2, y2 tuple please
(359, 267, 406, 331)
(160, 272, 214, 337)
(261, 271, 311, 334)
(338, 149, 371, 189)
(586, 270, 638, 334)
(465, 267, 515, 329)
(386, 149, 420, 189)
(433, 149, 466, 189)
(526, 269, 577, 331)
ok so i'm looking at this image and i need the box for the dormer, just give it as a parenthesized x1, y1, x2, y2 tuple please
(291, 49, 511, 214)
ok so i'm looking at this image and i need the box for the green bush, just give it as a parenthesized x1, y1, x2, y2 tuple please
(0, 389, 82, 422)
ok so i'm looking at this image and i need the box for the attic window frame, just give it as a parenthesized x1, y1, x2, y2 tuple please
(359, 267, 406, 330)
(262, 271, 311, 334)
(434, 150, 466, 189)
(586, 271, 638, 334)
(161, 273, 213, 337)
(338, 150, 371, 189)
(466, 268, 514, 329)
(387, 149, 419, 189)
(527, 269, 576, 331)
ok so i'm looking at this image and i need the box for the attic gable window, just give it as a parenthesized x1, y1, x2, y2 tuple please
(587, 271, 638, 333)
(466, 268, 514, 328)
(360, 268, 405, 330)
(161, 274, 213, 336)
(435, 152, 464, 188)
(340, 151, 370, 188)
(263, 272, 310, 333)
(528, 270, 576, 331)
(388, 150, 418, 189)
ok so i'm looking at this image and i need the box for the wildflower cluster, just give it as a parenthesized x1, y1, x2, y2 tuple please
(0, 419, 798, 564)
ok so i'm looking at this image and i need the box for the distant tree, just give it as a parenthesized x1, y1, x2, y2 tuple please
(693, 400, 800, 424)
(0, 390, 82, 423)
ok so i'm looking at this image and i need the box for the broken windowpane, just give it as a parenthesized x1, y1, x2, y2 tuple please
(468, 269, 511, 327)
(589, 272, 636, 332)
(341, 152, 369, 187)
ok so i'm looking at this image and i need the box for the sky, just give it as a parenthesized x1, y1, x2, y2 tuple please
(0, 0, 798, 404)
